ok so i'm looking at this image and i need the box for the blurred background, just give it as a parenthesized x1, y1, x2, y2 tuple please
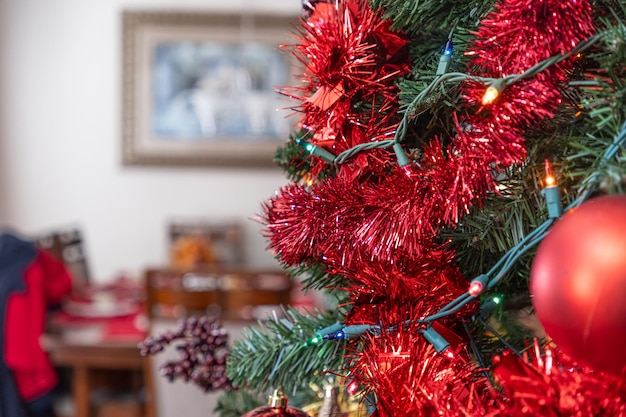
(0, 0, 301, 283)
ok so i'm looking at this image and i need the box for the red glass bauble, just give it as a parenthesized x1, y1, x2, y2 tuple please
(530, 194, 626, 375)
(241, 388, 310, 417)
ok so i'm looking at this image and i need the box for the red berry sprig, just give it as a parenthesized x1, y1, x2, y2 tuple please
(139, 316, 234, 392)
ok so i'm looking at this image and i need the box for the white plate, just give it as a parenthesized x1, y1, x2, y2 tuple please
(63, 299, 137, 318)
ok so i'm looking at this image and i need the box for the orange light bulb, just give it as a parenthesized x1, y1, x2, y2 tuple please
(544, 159, 557, 188)
(481, 79, 506, 106)
(482, 86, 500, 105)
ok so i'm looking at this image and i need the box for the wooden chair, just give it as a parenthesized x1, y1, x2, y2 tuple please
(33, 226, 91, 285)
(219, 270, 292, 320)
(143, 266, 292, 417)
(144, 268, 222, 320)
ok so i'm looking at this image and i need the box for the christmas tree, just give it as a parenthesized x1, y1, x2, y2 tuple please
(144, 0, 626, 415)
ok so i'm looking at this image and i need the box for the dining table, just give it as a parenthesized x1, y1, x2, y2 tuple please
(43, 279, 153, 417)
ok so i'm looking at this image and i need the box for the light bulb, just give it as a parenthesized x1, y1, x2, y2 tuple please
(544, 159, 557, 187)
(346, 379, 359, 395)
(468, 281, 484, 296)
(545, 348, 553, 375)
(323, 330, 345, 340)
(294, 137, 336, 164)
(541, 159, 562, 218)
(482, 86, 499, 105)
(481, 79, 506, 106)
(436, 40, 454, 75)
(468, 274, 489, 297)
(304, 335, 323, 347)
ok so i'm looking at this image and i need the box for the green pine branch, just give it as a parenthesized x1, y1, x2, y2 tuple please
(370, 0, 495, 84)
(370, 0, 495, 35)
(285, 262, 353, 309)
(566, 11, 626, 193)
(226, 307, 349, 394)
(286, 261, 351, 293)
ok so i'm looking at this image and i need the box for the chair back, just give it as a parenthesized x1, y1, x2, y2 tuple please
(34, 227, 90, 285)
(168, 221, 245, 267)
(144, 268, 221, 320)
(144, 267, 292, 320)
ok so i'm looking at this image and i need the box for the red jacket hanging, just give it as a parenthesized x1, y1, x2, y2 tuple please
(2, 233, 72, 401)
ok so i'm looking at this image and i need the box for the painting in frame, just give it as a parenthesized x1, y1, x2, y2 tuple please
(121, 11, 298, 167)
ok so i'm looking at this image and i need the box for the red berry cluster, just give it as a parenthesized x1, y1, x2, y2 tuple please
(139, 316, 233, 392)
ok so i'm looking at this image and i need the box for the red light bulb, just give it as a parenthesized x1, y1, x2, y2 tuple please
(346, 380, 359, 395)
(468, 280, 484, 296)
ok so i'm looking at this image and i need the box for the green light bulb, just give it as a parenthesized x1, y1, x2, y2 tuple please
(304, 335, 322, 347)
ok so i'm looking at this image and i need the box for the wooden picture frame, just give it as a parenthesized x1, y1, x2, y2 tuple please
(121, 10, 298, 167)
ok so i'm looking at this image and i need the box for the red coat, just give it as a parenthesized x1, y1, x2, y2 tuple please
(4, 247, 72, 400)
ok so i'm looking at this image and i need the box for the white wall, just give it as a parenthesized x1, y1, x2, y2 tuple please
(0, 0, 301, 281)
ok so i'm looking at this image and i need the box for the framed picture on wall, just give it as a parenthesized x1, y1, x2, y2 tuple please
(121, 11, 299, 167)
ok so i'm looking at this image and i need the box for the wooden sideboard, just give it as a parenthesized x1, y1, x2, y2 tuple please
(144, 266, 293, 321)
